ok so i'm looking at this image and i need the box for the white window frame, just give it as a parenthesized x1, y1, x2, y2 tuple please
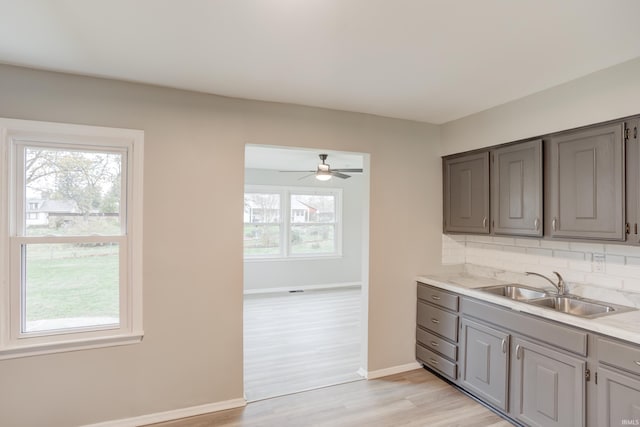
(0, 118, 144, 359)
(244, 185, 342, 260)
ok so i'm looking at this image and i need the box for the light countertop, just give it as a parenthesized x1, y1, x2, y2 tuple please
(417, 271, 640, 345)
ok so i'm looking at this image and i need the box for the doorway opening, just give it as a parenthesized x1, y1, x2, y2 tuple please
(243, 145, 370, 401)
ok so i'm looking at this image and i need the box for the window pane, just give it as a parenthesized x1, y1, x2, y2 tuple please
(291, 194, 335, 223)
(244, 193, 280, 223)
(24, 147, 123, 236)
(244, 224, 281, 256)
(23, 243, 120, 333)
(244, 193, 282, 257)
(291, 224, 335, 254)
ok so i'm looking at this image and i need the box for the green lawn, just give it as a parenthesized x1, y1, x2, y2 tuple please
(25, 243, 119, 323)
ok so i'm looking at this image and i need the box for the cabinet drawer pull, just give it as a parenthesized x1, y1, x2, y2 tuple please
(429, 358, 438, 365)
(431, 318, 440, 324)
(635, 360, 640, 366)
(501, 338, 507, 354)
(534, 218, 540, 231)
(430, 341, 439, 347)
(482, 217, 488, 228)
(431, 295, 441, 301)
(515, 344, 522, 360)
(552, 217, 557, 231)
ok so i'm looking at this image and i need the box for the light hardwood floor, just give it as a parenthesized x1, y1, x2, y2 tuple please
(150, 368, 514, 426)
(243, 287, 363, 401)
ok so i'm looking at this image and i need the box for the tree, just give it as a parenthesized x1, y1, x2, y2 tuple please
(25, 147, 121, 215)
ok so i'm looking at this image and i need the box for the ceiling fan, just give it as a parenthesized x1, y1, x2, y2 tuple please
(280, 154, 363, 181)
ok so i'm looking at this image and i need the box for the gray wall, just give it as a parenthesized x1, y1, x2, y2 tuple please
(441, 57, 640, 155)
(0, 64, 442, 426)
(244, 168, 364, 291)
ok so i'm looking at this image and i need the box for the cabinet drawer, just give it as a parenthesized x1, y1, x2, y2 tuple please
(462, 297, 587, 356)
(417, 327, 457, 361)
(417, 284, 459, 311)
(598, 338, 640, 376)
(417, 344, 457, 380)
(417, 301, 459, 341)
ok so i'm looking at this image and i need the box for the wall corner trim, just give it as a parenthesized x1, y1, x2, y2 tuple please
(81, 398, 247, 427)
(363, 361, 422, 380)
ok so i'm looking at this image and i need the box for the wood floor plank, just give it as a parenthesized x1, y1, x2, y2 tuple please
(148, 369, 514, 427)
(243, 287, 363, 401)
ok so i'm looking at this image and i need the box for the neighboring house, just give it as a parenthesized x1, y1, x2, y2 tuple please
(26, 199, 80, 227)
(243, 198, 323, 223)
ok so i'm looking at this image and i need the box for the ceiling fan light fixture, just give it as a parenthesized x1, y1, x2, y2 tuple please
(315, 169, 332, 181)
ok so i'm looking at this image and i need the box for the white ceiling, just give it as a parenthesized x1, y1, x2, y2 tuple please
(245, 146, 363, 171)
(1, 1, 640, 124)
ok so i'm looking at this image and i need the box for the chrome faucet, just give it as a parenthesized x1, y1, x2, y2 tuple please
(525, 271, 568, 295)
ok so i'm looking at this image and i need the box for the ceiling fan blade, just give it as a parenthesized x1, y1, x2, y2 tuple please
(332, 168, 363, 173)
(297, 173, 316, 180)
(331, 171, 351, 179)
(279, 170, 315, 173)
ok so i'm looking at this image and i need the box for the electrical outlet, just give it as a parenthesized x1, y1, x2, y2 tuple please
(592, 253, 605, 273)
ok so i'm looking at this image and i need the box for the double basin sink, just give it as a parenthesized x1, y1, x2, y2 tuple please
(479, 284, 636, 318)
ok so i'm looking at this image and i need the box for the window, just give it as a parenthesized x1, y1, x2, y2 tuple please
(0, 118, 143, 359)
(244, 186, 341, 259)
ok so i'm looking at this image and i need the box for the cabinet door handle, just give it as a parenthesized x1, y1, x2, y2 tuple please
(635, 360, 640, 366)
(430, 341, 439, 347)
(482, 217, 488, 228)
(552, 217, 557, 231)
(501, 338, 507, 353)
(534, 218, 540, 231)
(431, 318, 440, 324)
(515, 344, 522, 360)
(431, 295, 441, 301)
(429, 358, 438, 365)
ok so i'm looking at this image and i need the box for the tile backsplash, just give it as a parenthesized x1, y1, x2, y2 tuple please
(442, 234, 640, 303)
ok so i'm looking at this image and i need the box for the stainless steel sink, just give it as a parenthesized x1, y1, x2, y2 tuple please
(524, 296, 634, 318)
(479, 284, 548, 300)
(478, 284, 636, 318)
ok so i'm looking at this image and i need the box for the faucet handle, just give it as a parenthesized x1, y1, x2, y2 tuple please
(552, 271, 564, 282)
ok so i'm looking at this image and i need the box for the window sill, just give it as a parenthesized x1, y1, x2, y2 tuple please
(0, 331, 144, 360)
(244, 255, 343, 263)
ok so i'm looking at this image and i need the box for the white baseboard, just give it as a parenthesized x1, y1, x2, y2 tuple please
(243, 282, 361, 295)
(82, 398, 247, 427)
(364, 362, 422, 380)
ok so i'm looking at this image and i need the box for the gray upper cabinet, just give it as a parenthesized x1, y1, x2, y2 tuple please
(460, 318, 509, 411)
(625, 118, 640, 244)
(547, 123, 625, 240)
(443, 152, 490, 234)
(491, 140, 543, 236)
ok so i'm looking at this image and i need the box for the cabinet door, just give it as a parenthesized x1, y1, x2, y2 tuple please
(626, 118, 640, 244)
(460, 319, 509, 411)
(492, 140, 542, 236)
(443, 152, 489, 234)
(597, 365, 640, 427)
(548, 123, 624, 240)
(512, 337, 585, 427)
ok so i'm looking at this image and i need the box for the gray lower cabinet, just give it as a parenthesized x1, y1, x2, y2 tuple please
(597, 366, 640, 427)
(512, 337, 585, 427)
(460, 318, 509, 411)
(597, 337, 640, 426)
(547, 123, 625, 240)
(416, 283, 460, 380)
(443, 152, 490, 234)
(491, 139, 543, 236)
